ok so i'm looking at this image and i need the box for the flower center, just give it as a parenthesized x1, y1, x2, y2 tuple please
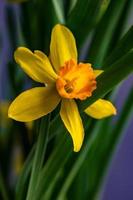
(64, 80, 74, 93)
(56, 59, 97, 100)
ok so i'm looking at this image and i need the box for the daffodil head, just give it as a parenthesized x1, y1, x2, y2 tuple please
(8, 24, 116, 152)
(56, 59, 97, 100)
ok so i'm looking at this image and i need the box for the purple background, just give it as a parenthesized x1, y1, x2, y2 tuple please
(0, 1, 133, 200)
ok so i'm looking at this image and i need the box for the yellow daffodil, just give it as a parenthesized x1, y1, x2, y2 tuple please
(8, 24, 116, 152)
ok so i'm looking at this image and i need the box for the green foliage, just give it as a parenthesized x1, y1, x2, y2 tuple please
(88, 0, 130, 66)
(0, 0, 133, 200)
(67, 0, 110, 47)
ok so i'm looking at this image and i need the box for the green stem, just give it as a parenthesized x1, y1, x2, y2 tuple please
(26, 115, 50, 200)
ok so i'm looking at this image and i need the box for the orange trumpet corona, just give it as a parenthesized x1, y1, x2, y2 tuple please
(56, 59, 97, 100)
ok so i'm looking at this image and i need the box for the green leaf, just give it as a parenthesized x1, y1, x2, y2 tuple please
(41, 170, 63, 200)
(105, 0, 132, 57)
(20, 0, 65, 50)
(56, 120, 103, 199)
(15, 114, 64, 200)
(57, 86, 133, 199)
(67, 0, 110, 47)
(79, 49, 133, 111)
(103, 26, 133, 68)
(32, 131, 72, 200)
(48, 114, 64, 141)
(51, 0, 65, 24)
(85, 88, 133, 199)
(26, 116, 50, 200)
(68, 0, 77, 14)
(15, 145, 35, 200)
(88, 0, 128, 66)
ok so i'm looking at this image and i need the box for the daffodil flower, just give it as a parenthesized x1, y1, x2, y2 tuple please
(8, 24, 116, 152)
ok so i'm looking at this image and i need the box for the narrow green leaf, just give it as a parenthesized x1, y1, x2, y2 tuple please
(56, 92, 117, 199)
(67, 0, 110, 47)
(85, 88, 133, 199)
(57, 85, 133, 199)
(20, 0, 64, 50)
(66, 88, 133, 200)
(68, 0, 77, 14)
(38, 116, 92, 199)
(15, 145, 35, 200)
(33, 132, 72, 200)
(37, 0, 65, 51)
(88, 0, 128, 66)
(41, 170, 63, 200)
(15, 114, 64, 200)
(103, 26, 133, 68)
(79, 49, 133, 111)
(51, 0, 65, 24)
(26, 116, 50, 200)
(105, 0, 132, 57)
(56, 121, 103, 199)
(48, 114, 64, 141)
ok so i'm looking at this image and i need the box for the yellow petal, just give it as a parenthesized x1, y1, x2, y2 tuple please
(8, 86, 61, 122)
(14, 47, 57, 84)
(50, 24, 77, 72)
(94, 70, 104, 78)
(34, 50, 58, 79)
(85, 99, 117, 119)
(60, 99, 84, 152)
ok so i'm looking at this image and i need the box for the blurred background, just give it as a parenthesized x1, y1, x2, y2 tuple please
(0, 1, 133, 200)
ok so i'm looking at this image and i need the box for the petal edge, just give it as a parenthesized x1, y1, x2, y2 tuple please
(14, 47, 57, 84)
(85, 99, 117, 119)
(60, 99, 84, 152)
(94, 70, 104, 78)
(50, 24, 77, 72)
(8, 87, 61, 122)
